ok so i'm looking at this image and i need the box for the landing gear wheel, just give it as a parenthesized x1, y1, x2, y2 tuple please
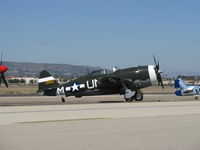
(61, 97, 65, 102)
(195, 96, 198, 100)
(134, 91, 143, 101)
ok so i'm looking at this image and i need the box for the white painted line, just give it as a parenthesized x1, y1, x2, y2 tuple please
(38, 76, 55, 83)
(80, 84, 85, 88)
(65, 87, 71, 91)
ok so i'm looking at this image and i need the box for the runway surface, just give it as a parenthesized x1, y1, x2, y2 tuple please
(0, 93, 197, 106)
(0, 95, 200, 150)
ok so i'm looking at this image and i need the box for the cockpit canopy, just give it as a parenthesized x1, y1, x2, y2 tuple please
(89, 69, 107, 76)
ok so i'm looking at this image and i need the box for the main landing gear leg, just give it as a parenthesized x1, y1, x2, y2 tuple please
(124, 90, 144, 102)
(120, 80, 135, 102)
(120, 80, 144, 102)
(124, 89, 135, 102)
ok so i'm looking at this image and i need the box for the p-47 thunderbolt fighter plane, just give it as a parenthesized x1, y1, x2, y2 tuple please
(38, 57, 164, 102)
(175, 78, 200, 99)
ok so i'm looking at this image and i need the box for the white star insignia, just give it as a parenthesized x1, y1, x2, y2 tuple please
(71, 83, 79, 92)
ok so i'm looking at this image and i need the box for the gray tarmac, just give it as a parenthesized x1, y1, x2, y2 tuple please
(0, 93, 196, 106)
(0, 94, 200, 150)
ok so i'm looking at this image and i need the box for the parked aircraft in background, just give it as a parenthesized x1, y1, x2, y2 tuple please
(175, 78, 200, 99)
(38, 56, 164, 102)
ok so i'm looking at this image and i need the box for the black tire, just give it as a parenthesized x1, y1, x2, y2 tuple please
(135, 91, 143, 101)
(61, 97, 65, 102)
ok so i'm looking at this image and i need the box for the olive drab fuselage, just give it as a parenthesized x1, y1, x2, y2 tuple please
(55, 66, 154, 97)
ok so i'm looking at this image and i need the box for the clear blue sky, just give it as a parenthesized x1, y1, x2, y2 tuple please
(0, 0, 200, 73)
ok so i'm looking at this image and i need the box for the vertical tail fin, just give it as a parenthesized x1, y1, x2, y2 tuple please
(174, 78, 188, 96)
(38, 70, 59, 96)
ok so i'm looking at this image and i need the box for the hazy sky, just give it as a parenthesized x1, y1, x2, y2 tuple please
(0, 0, 200, 73)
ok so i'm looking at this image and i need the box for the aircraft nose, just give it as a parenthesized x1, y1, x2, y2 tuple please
(0, 65, 8, 73)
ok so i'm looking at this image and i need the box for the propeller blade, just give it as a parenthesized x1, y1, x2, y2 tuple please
(161, 80, 164, 89)
(157, 56, 160, 71)
(153, 54, 164, 90)
(153, 54, 160, 71)
(153, 54, 157, 66)
(1, 73, 8, 88)
(0, 53, 2, 65)
(157, 73, 164, 89)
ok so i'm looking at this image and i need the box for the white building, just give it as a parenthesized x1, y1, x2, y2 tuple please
(8, 77, 38, 85)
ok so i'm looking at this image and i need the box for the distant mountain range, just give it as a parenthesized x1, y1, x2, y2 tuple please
(4, 61, 199, 78)
(164, 71, 200, 78)
(4, 61, 102, 77)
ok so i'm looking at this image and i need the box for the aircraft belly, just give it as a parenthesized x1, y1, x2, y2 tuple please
(65, 88, 120, 97)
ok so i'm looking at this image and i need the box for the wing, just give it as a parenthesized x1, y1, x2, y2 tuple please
(100, 76, 135, 90)
(100, 76, 146, 91)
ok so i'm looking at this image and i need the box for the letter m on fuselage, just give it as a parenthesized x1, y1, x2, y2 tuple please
(57, 86, 65, 95)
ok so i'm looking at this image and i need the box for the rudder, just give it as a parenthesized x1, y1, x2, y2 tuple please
(174, 78, 188, 96)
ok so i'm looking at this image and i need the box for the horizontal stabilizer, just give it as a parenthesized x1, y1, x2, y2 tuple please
(175, 90, 183, 96)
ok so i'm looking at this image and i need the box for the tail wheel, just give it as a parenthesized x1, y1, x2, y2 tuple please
(61, 97, 66, 102)
(134, 91, 143, 101)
